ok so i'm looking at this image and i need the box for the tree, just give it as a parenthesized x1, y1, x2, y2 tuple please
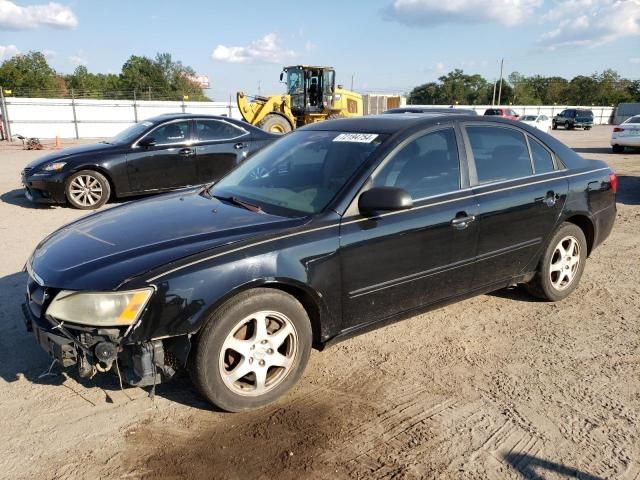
(509, 72, 540, 105)
(408, 82, 444, 104)
(119, 55, 166, 97)
(0, 51, 63, 97)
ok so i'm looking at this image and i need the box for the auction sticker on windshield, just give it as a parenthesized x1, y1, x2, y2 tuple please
(333, 133, 379, 143)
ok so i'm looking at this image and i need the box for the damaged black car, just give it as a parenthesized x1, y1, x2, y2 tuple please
(23, 114, 616, 412)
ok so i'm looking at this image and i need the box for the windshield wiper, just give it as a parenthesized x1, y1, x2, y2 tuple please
(212, 194, 263, 213)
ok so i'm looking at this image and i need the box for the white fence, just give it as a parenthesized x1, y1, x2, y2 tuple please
(1, 97, 241, 139)
(0, 97, 616, 140)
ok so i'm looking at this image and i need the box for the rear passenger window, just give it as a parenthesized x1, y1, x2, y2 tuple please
(467, 126, 532, 184)
(528, 136, 555, 174)
(374, 128, 460, 198)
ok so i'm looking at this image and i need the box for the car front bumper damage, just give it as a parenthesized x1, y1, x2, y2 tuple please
(22, 286, 187, 387)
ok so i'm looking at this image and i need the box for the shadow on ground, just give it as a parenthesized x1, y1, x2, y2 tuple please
(503, 453, 604, 480)
(0, 188, 57, 209)
(0, 270, 212, 411)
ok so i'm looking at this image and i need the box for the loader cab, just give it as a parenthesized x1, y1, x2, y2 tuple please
(282, 66, 336, 115)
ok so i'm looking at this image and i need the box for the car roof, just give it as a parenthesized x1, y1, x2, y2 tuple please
(384, 107, 477, 115)
(301, 113, 514, 134)
(147, 113, 240, 123)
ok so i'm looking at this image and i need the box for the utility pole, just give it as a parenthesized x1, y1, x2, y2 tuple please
(258, 80, 261, 95)
(497, 58, 504, 106)
(351, 74, 354, 91)
(491, 80, 497, 106)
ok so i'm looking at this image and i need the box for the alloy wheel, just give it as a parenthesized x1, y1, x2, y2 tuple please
(69, 174, 103, 207)
(218, 310, 298, 397)
(549, 235, 581, 291)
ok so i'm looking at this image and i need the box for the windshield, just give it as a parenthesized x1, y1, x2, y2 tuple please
(521, 115, 537, 121)
(213, 130, 387, 216)
(110, 120, 154, 145)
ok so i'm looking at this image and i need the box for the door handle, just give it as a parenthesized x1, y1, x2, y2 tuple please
(451, 213, 476, 230)
(234, 142, 248, 150)
(178, 148, 194, 156)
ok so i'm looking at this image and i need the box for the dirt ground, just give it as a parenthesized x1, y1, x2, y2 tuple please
(0, 127, 638, 480)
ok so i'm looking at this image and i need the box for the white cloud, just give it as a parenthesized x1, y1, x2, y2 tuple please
(382, 0, 543, 27)
(68, 51, 87, 66)
(538, 0, 640, 49)
(212, 33, 296, 64)
(631, 57, 640, 63)
(0, 0, 77, 30)
(42, 48, 56, 59)
(0, 43, 19, 61)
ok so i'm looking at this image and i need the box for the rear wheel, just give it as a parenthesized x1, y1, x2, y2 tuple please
(565, 121, 572, 130)
(612, 144, 624, 153)
(552, 121, 557, 130)
(190, 288, 312, 412)
(257, 114, 292, 134)
(527, 222, 587, 302)
(65, 170, 111, 209)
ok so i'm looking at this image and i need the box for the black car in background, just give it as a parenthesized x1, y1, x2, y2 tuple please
(21, 114, 277, 209)
(552, 109, 594, 130)
(23, 114, 616, 411)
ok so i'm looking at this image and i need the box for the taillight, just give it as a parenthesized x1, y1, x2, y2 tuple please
(609, 173, 618, 193)
(613, 127, 624, 132)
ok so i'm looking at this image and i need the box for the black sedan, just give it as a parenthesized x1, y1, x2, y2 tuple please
(21, 113, 276, 209)
(23, 114, 616, 411)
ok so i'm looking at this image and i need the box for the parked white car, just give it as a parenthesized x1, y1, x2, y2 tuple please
(611, 115, 640, 153)
(520, 114, 552, 132)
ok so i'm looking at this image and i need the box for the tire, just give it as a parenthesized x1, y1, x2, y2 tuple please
(527, 222, 588, 302)
(612, 145, 624, 153)
(65, 169, 111, 209)
(552, 121, 557, 130)
(257, 114, 292, 134)
(584, 126, 591, 131)
(565, 121, 572, 130)
(190, 288, 312, 412)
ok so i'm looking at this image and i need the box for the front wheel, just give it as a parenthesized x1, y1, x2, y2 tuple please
(552, 121, 557, 130)
(527, 223, 587, 301)
(65, 170, 111, 209)
(257, 114, 292, 134)
(190, 289, 312, 412)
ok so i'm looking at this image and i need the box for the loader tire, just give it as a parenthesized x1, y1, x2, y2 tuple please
(258, 114, 292, 134)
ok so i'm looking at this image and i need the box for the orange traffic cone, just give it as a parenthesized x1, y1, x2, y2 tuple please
(54, 136, 62, 149)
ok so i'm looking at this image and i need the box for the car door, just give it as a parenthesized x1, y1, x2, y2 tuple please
(462, 123, 569, 290)
(126, 119, 196, 192)
(339, 125, 479, 330)
(193, 119, 250, 183)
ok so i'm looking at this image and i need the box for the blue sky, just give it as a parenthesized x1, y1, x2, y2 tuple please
(1, 0, 639, 100)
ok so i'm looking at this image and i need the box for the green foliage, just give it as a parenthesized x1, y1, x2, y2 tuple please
(409, 69, 639, 106)
(0, 50, 210, 101)
(0, 51, 64, 97)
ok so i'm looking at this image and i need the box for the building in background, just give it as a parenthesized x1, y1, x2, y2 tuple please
(362, 94, 407, 115)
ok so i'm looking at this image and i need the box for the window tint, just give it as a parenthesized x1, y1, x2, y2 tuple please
(528, 136, 555, 174)
(374, 128, 460, 198)
(196, 119, 246, 142)
(149, 121, 190, 145)
(467, 126, 532, 184)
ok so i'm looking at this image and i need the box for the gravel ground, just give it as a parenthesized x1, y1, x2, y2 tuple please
(0, 127, 638, 480)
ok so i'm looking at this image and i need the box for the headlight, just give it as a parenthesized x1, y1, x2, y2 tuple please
(46, 288, 153, 327)
(42, 162, 67, 171)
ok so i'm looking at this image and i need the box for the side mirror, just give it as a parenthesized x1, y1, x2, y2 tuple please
(358, 187, 413, 216)
(279, 72, 284, 82)
(138, 138, 156, 148)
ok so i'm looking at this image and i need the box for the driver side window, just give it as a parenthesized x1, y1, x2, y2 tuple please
(373, 128, 461, 199)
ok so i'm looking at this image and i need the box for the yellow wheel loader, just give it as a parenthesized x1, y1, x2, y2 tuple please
(237, 65, 363, 134)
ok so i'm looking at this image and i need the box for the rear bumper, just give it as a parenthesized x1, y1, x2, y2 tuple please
(611, 136, 640, 147)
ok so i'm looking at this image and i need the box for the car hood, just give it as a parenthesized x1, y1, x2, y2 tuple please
(25, 143, 118, 170)
(29, 189, 304, 290)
